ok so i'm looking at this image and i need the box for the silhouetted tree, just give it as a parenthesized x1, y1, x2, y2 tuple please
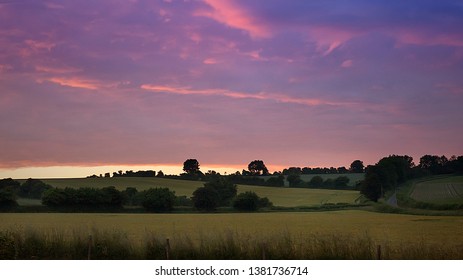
(248, 160, 269, 176)
(350, 160, 365, 173)
(183, 159, 200, 174)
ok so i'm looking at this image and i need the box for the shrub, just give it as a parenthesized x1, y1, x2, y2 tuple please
(192, 186, 219, 211)
(142, 188, 176, 212)
(233, 191, 260, 211)
(233, 191, 273, 211)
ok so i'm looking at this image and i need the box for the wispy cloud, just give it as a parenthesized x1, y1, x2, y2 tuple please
(141, 84, 357, 107)
(38, 77, 105, 90)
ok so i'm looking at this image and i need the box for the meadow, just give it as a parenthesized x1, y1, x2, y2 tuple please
(30, 177, 362, 207)
(1, 210, 462, 259)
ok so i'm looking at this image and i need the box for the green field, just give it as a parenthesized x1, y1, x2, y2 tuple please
(1, 210, 462, 259)
(30, 177, 361, 207)
(410, 176, 463, 204)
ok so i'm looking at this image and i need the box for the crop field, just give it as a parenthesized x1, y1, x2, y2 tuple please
(1, 210, 462, 259)
(31, 177, 361, 207)
(410, 176, 463, 204)
(1, 210, 462, 246)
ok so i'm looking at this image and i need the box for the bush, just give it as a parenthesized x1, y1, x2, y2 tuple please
(192, 186, 219, 211)
(233, 191, 273, 211)
(233, 191, 259, 211)
(142, 188, 176, 212)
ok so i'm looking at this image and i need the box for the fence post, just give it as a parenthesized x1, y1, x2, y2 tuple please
(166, 238, 171, 260)
(376, 245, 381, 260)
(87, 235, 93, 260)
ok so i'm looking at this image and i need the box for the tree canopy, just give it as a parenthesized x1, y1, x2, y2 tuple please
(248, 160, 269, 176)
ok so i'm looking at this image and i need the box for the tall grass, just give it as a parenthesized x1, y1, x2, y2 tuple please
(1, 227, 462, 260)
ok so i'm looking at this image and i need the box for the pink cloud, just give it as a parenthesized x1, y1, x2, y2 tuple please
(341, 59, 353, 68)
(196, 0, 272, 39)
(140, 84, 358, 107)
(203, 58, 219, 64)
(35, 65, 82, 74)
(38, 77, 106, 90)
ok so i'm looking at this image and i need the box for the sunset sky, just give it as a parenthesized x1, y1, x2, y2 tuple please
(1, 0, 463, 178)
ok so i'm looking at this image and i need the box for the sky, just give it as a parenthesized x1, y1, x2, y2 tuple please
(1, 0, 463, 178)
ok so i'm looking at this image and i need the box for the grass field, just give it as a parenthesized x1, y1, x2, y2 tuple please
(29, 177, 361, 207)
(1, 210, 462, 259)
(410, 176, 463, 204)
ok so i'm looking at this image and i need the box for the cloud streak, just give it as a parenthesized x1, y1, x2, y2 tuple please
(141, 84, 359, 107)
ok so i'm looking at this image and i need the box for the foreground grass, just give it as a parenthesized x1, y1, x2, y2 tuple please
(1, 210, 462, 260)
(1, 227, 462, 260)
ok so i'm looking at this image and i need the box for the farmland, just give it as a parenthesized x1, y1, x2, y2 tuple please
(1, 210, 462, 259)
(410, 176, 463, 204)
(28, 177, 362, 207)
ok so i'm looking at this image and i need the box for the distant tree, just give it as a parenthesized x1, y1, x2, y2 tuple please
(203, 177, 237, 206)
(334, 176, 350, 187)
(121, 187, 138, 205)
(248, 160, 269, 176)
(0, 178, 20, 193)
(350, 160, 365, 173)
(233, 191, 260, 211)
(283, 167, 302, 175)
(183, 159, 200, 174)
(101, 186, 123, 207)
(142, 188, 176, 212)
(287, 174, 305, 188)
(308, 176, 324, 188)
(0, 189, 17, 210)
(419, 155, 450, 174)
(19, 179, 52, 199)
(192, 186, 219, 211)
(265, 175, 285, 187)
(42, 188, 67, 207)
(157, 170, 164, 177)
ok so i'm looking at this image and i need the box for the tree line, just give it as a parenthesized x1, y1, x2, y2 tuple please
(0, 176, 272, 212)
